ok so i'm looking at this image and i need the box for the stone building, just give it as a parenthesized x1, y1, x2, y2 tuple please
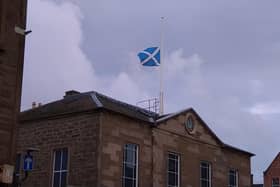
(16, 90, 254, 187)
(0, 0, 27, 167)
(264, 152, 280, 187)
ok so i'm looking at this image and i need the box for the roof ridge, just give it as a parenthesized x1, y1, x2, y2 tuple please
(90, 92, 103, 107)
(92, 91, 158, 117)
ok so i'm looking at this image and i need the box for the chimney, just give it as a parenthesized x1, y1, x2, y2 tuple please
(64, 90, 80, 98)
(32, 102, 36, 109)
(38, 103, 42, 107)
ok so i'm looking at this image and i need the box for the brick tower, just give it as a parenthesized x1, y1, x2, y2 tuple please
(0, 0, 27, 173)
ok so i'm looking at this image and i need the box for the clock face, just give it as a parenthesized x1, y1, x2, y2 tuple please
(185, 116, 194, 132)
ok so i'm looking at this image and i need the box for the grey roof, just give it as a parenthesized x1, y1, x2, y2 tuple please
(20, 90, 254, 156)
(223, 143, 255, 156)
(20, 91, 158, 123)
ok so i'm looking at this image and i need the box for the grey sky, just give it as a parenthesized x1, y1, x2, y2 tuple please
(21, 0, 280, 183)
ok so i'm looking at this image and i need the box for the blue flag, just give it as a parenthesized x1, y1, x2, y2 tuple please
(137, 47, 160, 66)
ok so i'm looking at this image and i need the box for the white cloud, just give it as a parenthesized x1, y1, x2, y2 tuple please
(165, 49, 207, 97)
(22, 0, 151, 110)
(102, 72, 150, 104)
(165, 49, 204, 77)
(248, 101, 280, 115)
(22, 0, 97, 110)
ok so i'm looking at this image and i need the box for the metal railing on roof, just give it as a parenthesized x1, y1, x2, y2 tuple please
(136, 98, 159, 114)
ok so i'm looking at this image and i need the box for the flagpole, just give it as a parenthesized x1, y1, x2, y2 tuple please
(159, 17, 164, 115)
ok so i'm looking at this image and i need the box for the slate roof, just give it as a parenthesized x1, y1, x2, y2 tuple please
(20, 90, 158, 123)
(20, 90, 254, 156)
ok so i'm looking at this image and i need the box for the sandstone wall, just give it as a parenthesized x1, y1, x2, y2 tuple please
(17, 113, 100, 187)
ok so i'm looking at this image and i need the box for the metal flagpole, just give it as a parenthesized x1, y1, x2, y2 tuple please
(159, 17, 164, 115)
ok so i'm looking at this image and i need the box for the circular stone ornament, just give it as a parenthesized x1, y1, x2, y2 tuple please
(185, 116, 195, 132)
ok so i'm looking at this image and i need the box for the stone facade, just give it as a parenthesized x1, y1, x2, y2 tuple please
(16, 91, 254, 187)
(153, 112, 251, 187)
(100, 110, 252, 187)
(264, 153, 280, 187)
(99, 111, 153, 187)
(17, 112, 100, 187)
(0, 0, 27, 165)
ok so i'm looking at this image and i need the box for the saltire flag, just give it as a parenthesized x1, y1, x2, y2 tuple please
(137, 47, 160, 66)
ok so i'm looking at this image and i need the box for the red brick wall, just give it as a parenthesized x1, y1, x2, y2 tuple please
(264, 154, 280, 187)
(16, 113, 100, 187)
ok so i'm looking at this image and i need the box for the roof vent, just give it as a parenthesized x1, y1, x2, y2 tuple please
(64, 90, 80, 98)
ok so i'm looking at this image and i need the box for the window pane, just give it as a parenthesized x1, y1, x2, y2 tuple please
(168, 173, 176, 186)
(53, 172, 60, 187)
(61, 149, 68, 170)
(273, 178, 280, 185)
(124, 164, 134, 178)
(168, 159, 176, 172)
(125, 144, 137, 151)
(201, 162, 208, 167)
(201, 180, 208, 187)
(124, 178, 134, 187)
(201, 167, 207, 179)
(61, 172, 67, 187)
(230, 175, 234, 185)
(125, 148, 135, 163)
(229, 170, 237, 186)
(54, 150, 61, 171)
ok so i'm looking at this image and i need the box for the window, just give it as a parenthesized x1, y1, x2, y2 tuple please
(200, 161, 211, 187)
(228, 169, 238, 187)
(167, 152, 180, 187)
(185, 116, 195, 132)
(122, 144, 138, 187)
(272, 178, 280, 187)
(52, 148, 68, 187)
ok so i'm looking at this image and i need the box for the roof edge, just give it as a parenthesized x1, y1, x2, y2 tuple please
(156, 107, 224, 146)
(90, 92, 103, 107)
(264, 152, 280, 174)
(19, 108, 103, 123)
(156, 108, 193, 123)
(156, 107, 254, 157)
(223, 143, 255, 157)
